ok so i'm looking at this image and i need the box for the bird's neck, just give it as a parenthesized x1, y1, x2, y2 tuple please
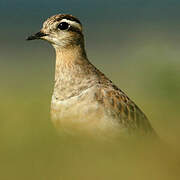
(54, 44, 87, 80)
(53, 44, 98, 100)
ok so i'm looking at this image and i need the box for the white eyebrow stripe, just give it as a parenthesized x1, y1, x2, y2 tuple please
(60, 19, 82, 31)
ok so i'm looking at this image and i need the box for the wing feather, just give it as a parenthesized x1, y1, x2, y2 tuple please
(95, 84, 156, 136)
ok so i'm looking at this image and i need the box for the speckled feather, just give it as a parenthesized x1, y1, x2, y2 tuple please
(28, 14, 157, 139)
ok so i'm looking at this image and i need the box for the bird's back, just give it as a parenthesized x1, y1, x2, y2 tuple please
(91, 64, 156, 137)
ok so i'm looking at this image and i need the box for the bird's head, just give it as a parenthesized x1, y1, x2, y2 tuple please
(27, 14, 84, 48)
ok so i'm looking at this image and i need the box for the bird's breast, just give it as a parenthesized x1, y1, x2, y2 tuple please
(50, 87, 122, 139)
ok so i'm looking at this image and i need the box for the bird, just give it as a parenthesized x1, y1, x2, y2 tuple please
(27, 14, 157, 140)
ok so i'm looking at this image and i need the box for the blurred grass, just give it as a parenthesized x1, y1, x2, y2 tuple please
(1, 35, 180, 179)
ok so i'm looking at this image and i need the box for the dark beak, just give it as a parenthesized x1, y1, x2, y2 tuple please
(26, 31, 48, 41)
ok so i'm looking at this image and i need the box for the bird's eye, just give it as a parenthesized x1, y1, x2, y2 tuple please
(57, 22, 69, 30)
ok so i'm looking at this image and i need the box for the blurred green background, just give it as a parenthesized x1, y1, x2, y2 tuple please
(1, 0, 180, 179)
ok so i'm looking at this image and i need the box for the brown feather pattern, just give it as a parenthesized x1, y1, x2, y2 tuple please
(28, 14, 157, 139)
